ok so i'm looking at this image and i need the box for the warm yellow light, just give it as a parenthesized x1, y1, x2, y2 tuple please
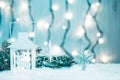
(72, 50, 78, 56)
(52, 4, 59, 11)
(65, 11, 73, 20)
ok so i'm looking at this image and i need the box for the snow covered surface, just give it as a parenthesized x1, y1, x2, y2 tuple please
(0, 64, 120, 80)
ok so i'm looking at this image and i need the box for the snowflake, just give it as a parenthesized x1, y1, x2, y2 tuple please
(74, 50, 95, 70)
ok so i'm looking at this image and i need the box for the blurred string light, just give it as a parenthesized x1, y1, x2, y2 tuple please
(0, 1, 11, 11)
(20, 1, 28, 11)
(98, 37, 104, 44)
(101, 54, 109, 63)
(52, 4, 59, 11)
(37, 20, 49, 30)
(43, 41, 48, 46)
(75, 27, 85, 38)
(62, 25, 67, 30)
(41, 0, 54, 56)
(6, 5, 11, 10)
(28, 0, 36, 42)
(80, 0, 103, 60)
(0, 0, 10, 33)
(0, 7, 1, 26)
(47, 0, 54, 45)
(49, 44, 63, 55)
(28, 0, 35, 32)
(96, 32, 101, 37)
(42, 42, 64, 57)
(9, 0, 15, 38)
(67, 0, 74, 4)
(60, 0, 73, 58)
(71, 50, 78, 56)
(0, 1, 11, 26)
(90, 2, 101, 15)
(65, 11, 73, 20)
(16, 17, 20, 22)
(29, 32, 35, 38)
(90, 0, 104, 58)
(100, 52, 112, 63)
(0, 1, 6, 8)
(91, 58, 96, 63)
(85, 14, 96, 27)
(81, 0, 91, 52)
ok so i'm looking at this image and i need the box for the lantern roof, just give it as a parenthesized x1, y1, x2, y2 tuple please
(8, 32, 38, 50)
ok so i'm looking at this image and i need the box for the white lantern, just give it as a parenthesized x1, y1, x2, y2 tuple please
(8, 32, 38, 71)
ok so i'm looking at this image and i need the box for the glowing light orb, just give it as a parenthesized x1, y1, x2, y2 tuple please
(62, 25, 67, 30)
(96, 32, 101, 37)
(67, 0, 74, 4)
(20, 2, 28, 11)
(50, 45, 62, 55)
(72, 50, 78, 56)
(91, 2, 100, 15)
(91, 2, 100, 8)
(65, 12, 73, 20)
(75, 27, 85, 37)
(100, 54, 111, 63)
(91, 58, 96, 63)
(52, 4, 59, 11)
(37, 20, 49, 30)
(85, 14, 95, 27)
(96, 2, 100, 7)
(6, 5, 10, 9)
(0, 1, 6, 8)
(29, 32, 35, 38)
(43, 41, 48, 46)
(16, 18, 20, 22)
(86, 14, 92, 20)
(98, 38, 104, 44)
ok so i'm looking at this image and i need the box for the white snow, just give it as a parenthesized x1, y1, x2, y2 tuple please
(0, 64, 120, 80)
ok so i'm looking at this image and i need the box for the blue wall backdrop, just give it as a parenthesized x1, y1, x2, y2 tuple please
(0, 0, 120, 63)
